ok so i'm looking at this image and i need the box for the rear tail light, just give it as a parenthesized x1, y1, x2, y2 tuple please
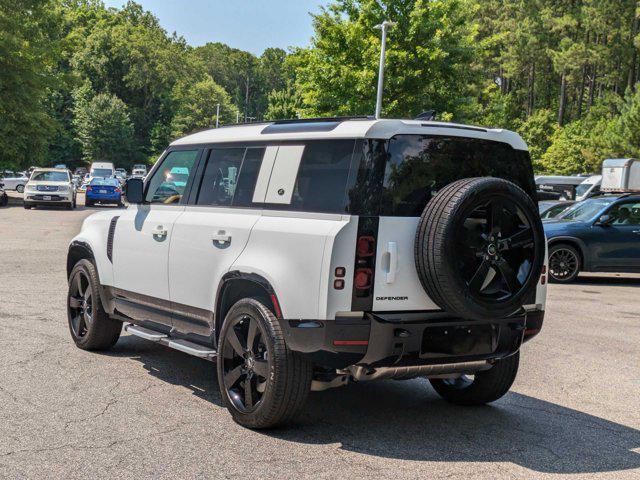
(86, 186, 92, 191)
(357, 236, 376, 257)
(354, 268, 372, 290)
(115, 187, 122, 193)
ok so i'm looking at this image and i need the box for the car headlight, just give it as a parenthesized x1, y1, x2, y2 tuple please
(58, 185, 69, 192)
(26, 185, 37, 193)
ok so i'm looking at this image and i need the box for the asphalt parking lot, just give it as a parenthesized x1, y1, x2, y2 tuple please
(1, 192, 639, 479)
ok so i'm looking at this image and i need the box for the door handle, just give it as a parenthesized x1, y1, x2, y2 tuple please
(212, 230, 232, 247)
(152, 225, 167, 237)
(385, 241, 398, 284)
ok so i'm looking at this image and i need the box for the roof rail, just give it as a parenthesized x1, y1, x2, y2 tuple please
(271, 116, 375, 125)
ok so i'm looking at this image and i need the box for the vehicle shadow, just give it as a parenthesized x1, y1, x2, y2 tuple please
(575, 275, 640, 286)
(108, 335, 640, 475)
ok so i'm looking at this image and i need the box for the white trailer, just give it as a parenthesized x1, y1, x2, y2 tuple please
(601, 158, 640, 192)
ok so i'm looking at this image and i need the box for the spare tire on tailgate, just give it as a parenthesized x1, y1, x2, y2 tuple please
(415, 177, 545, 320)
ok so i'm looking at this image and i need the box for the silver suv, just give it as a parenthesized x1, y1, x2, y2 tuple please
(66, 118, 548, 428)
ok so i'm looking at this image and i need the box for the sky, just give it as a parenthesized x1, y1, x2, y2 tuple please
(103, 0, 329, 55)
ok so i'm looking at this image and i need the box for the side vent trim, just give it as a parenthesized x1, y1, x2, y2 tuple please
(107, 216, 120, 263)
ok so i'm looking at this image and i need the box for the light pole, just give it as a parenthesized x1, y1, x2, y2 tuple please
(215, 103, 220, 128)
(374, 20, 396, 119)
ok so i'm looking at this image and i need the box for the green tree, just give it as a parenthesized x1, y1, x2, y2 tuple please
(73, 92, 135, 164)
(265, 87, 302, 120)
(170, 76, 238, 137)
(0, 0, 62, 170)
(292, 0, 479, 119)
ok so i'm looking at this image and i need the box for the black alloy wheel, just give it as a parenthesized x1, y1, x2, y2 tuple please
(456, 196, 535, 303)
(548, 244, 580, 283)
(221, 313, 270, 413)
(68, 270, 93, 339)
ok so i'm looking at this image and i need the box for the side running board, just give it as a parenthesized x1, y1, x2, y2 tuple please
(124, 324, 217, 360)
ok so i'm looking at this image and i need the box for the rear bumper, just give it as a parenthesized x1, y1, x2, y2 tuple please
(281, 309, 544, 369)
(86, 193, 121, 202)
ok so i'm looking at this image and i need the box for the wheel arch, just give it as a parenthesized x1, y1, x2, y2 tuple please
(67, 241, 95, 278)
(547, 236, 588, 270)
(214, 271, 282, 345)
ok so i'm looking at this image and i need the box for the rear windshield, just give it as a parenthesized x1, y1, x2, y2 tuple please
(347, 135, 537, 216)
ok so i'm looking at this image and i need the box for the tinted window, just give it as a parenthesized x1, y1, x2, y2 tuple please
(145, 150, 198, 204)
(233, 148, 264, 207)
(349, 135, 537, 217)
(196, 148, 245, 206)
(274, 140, 354, 213)
(608, 201, 640, 225)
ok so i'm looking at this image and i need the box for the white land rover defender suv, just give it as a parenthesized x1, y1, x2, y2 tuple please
(66, 118, 547, 429)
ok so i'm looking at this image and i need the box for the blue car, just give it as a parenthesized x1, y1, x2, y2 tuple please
(85, 177, 123, 207)
(543, 194, 640, 282)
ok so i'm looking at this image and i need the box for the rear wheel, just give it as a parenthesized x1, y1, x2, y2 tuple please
(430, 351, 519, 405)
(67, 259, 121, 350)
(217, 298, 312, 429)
(85, 198, 93, 207)
(548, 243, 580, 283)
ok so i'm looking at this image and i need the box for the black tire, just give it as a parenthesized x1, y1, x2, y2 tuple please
(24, 204, 32, 209)
(430, 351, 519, 405)
(415, 177, 545, 320)
(85, 198, 93, 207)
(67, 259, 121, 350)
(217, 298, 312, 429)
(66, 202, 73, 210)
(0, 194, 7, 207)
(16, 184, 24, 193)
(548, 243, 580, 283)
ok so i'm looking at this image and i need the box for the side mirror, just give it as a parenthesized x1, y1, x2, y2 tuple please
(597, 214, 613, 226)
(125, 178, 144, 204)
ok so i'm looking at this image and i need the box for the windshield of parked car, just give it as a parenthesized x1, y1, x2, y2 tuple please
(30, 171, 69, 182)
(558, 197, 617, 221)
(91, 168, 113, 178)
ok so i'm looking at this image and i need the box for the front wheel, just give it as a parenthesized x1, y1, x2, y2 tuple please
(16, 184, 24, 193)
(430, 351, 519, 405)
(67, 259, 122, 350)
(216, 298, 312, 429)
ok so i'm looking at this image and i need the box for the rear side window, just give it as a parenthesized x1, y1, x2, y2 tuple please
(263, 140, 355, 214)
(348, 135, 537, 217)
(196, 147, 264, 207)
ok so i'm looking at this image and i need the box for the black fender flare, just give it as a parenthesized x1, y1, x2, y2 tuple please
(214, 271, 282, 345)
(66, 240, 114, 314)
(547, 236, 590, 270)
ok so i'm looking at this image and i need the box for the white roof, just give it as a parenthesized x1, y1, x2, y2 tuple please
(171, 119, 528, 151)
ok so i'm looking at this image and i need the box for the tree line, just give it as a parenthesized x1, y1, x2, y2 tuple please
(2, 0, 640, 173)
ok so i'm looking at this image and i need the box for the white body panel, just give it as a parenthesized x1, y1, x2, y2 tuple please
(372, 217, 439, 311)
(71, 211, 119, 286)
(111, 204, 184, 300)
(575, 175, 602, 201)
(232, 211, 349, 319)
(168, 206, 261, 313)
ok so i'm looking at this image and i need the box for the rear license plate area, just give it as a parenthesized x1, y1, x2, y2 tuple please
(421, 324, 497, 357)
(99, 190, 107, 194)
